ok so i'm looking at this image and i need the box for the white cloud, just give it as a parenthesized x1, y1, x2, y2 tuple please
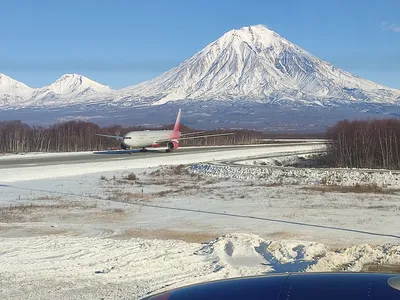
(381, 22, 400, 33)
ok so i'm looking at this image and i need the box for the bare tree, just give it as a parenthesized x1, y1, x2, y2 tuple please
(327, 119, 400, 169)
(0, 119, 320, 153)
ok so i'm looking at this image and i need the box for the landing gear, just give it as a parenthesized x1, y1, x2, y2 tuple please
(140, 148, 148, 152)
(165, 149, 171, 153)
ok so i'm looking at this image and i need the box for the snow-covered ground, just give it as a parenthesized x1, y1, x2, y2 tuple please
(0, 151, 94, 160)
(236, 154, 314, 167)
(0, 143, 321, 160)
(1, 233, 399, 299)
(1, 147, 399, 299)
(0, 144, 323, 182)
(189, 162, 400, 187)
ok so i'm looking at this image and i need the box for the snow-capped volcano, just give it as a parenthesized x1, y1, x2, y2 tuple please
(29, 74, 114, 106)
(47, 74, 112, 95)
(0, 73, 113, 107)
(1, 24, 399, 110)
(0, 74, 33, 105)
(124, 25, 400, 105)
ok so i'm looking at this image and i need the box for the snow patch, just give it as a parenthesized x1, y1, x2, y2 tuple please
(189, 162, 400, 187)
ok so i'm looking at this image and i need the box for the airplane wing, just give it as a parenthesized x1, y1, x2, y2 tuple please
(95, 134, 124, 141)
(180, 131, 206, 136)
(156, 133, 234, 143)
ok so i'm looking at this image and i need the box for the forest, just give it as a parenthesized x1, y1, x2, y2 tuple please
(0, 120, 270, 153)
(327, 119, 400, 169)
(5, 118, 400, 171)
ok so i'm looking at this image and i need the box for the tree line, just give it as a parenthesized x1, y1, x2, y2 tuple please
(327, 119, 400, 169)
(0, 120, 270, 153)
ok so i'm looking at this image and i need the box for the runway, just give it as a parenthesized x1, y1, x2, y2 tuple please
(0, 142, 324, 170)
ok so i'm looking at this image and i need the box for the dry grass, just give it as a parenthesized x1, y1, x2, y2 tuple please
(89, 209, 127, 221)
(110, 228, 218, 243)
(152, 185, 201, 198)
(36, 195, 63, 201)
(2, 202, 96, 211)
(107, 191, 153, 202)
(366, 204, 399, 211)
(149, 165, 197, 177)
(125, 172, 138, 181)
(302, 184, 399, 194)
(136, 180, 169, 186)
(113, 179, 135, 185)
(109, 208, 125, 213)
(149, 169, 161, 176)
(155, 190, 170, 197)
(171, 164, 189, 175)
(361, 263, 400, 273)
(204, 179, 216, 185)
(268, 231, 300, 239)
(0, 202, 97, 223)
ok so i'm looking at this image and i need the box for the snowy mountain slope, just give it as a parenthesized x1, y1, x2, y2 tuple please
(30, 74, 114, 106)
(0, 74, 114, 107)
(1, 24, 400, 109)
(123, 25, 400, 105)
(45, 73, 112, 96)
(0, 74, 34, 106)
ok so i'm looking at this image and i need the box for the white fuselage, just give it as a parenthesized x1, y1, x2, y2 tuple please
(122, 130, 180, 148)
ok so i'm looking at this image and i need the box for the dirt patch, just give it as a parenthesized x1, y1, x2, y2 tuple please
(110, 228, 219, 243)
(361, 263, 400, 273)
(107, 191, 153, 202)
(301, 184, 399, 194)
(268, 231, 300, 239)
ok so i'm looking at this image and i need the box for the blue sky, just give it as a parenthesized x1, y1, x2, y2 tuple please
(1, 0, 399, 89)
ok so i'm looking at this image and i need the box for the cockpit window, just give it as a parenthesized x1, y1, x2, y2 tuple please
(124, 137, 132, 140)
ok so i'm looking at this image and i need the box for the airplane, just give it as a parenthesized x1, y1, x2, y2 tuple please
(95, 109, 234, 152)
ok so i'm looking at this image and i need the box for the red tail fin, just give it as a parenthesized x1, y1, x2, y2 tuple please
(173, 109, 181, 132)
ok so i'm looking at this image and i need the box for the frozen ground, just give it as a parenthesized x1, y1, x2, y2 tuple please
(189, 162, 400, 187)
(0, 147, 399, 299)
(0, 142, 322, 160)
(0, 143, 323, 182)
(237, 153, 320, 167)
(0, 151, 94, 160)
(1, 233, 399, 299)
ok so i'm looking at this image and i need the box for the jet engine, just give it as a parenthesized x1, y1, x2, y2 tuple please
(167, 141, 179, 150)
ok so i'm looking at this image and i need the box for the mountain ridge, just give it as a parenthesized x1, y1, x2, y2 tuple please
(123, 25, 400, 105)
(1, 25, 399, 108)
(0, 73, 113, 107)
